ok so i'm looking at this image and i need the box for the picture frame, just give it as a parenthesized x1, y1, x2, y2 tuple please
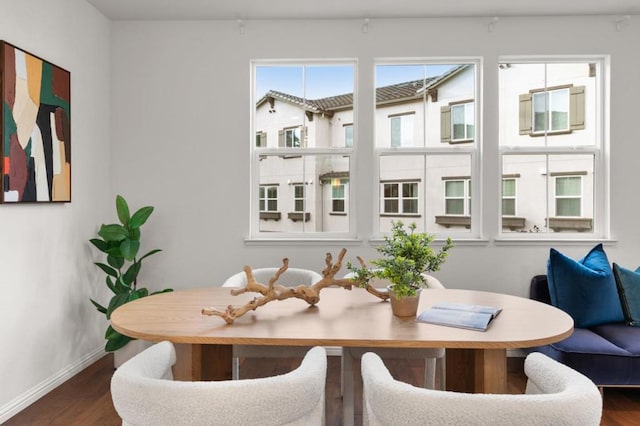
(1, 41, 71, 203)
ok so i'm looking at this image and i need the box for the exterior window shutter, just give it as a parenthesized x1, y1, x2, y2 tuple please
(440, 105, 451, 143)
(519, 93, 532, 135)
(278, 129, 284, 147)
(570, 86, 585, 130)
(300, 126, 307, 147)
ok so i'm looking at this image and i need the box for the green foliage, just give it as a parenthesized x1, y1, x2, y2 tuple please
(348, 221, 454, 298)
(89, 195, 172, 352)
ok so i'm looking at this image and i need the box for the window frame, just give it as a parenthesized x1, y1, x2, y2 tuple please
(259, 185, 279, 212)
(344, 124, 354, 148)
(249, 59, 357, 240)
(532, 88, 570, 134)
(374, 58, 481, 239)
(498, 55, 609, 240)
(554, 175, 582, 217)
(380, 181, 420, 216)
(331, 180, 347, 213)
(444, 178, 471, 216)
(451, 101, 475, 142)
(389, 112, 416, 148)
(501, 178, 517, 217)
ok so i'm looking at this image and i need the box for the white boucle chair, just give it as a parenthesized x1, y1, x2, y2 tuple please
(111, 341, 327, 426)
(222, 267, 329, 380)
(361, 351, 602, 426)
(341, 272, 446, 425)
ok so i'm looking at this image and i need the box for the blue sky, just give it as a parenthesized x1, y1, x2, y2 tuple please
(255, 64, 457, 100)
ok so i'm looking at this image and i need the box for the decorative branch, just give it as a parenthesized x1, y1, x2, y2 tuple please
(202, 248, 389, 324)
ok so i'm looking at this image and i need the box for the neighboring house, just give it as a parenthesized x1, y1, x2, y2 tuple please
(254, 62, 596, 234)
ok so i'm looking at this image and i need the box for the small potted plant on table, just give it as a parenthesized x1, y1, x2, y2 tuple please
(349, 221, 454, 317)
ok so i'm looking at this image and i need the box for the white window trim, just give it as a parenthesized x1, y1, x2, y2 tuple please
(497, 55, 609, 241)
(331, 181, 347, 213)
(259, 185, 278, 212)
(374, 57, 482, 240)
(532, 88, 570, 134)
(554, 175, 583, 218)
(451, 102, 475, 142)
(501, 178, 517, 217)
(249, 59, 358, 240)
(380, 181, 419, 215)
(293, 184, 306, 212)
(444, 179, 471, 216)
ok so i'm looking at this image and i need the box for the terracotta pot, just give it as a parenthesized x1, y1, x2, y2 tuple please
(388, 286, 422, 317)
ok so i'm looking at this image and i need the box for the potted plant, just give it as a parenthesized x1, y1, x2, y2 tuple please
(349, 221, 454, 317)
(89, 195, 172, 356)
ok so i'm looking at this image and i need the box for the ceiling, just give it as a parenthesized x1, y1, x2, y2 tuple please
(86, 0, 640, 21)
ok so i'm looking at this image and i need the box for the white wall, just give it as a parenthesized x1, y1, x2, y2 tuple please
(0, 0, 111, 421)
(110, 15, 640, 296)
(4, 10, 640, 422)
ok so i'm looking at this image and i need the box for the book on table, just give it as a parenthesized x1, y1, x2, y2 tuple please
(417, 302, 503, 331)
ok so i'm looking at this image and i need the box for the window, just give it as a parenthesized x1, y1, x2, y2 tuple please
(502, 178, 516, 216)
(533, 89, 569, 133)
(451, 102, 475, 142)
(344, 125, 353, 148)
(376, 61, 478, 235)
(381, 182, 418, 215)
(389, 113, 414, 147)
(256, 131, 267, 147)
(519, 85, 585, 137)
(555, 176, 581, 217)
(252, 61, 354, 236)
(259, 185, 278, 212)
(444, 179, 471, 215)
(293, 184, 305, 212)
(332, 181, 346, 213)
(500, 58, 605, 236)
(282, 127, 301, 148)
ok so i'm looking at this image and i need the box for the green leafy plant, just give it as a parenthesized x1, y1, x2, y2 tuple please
(89, 195, 172, 352)
(348, 221, 454, 298)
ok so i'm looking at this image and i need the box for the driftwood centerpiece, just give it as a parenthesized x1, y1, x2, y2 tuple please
(202, 248, 389, 324)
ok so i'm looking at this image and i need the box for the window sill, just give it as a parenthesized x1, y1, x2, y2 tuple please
(529, 129, 572, 137)
(494, 237, 616, 246)
(329, 212, 347, 216)
(380, 214, 421, 218)
(449, 138, 474, 144)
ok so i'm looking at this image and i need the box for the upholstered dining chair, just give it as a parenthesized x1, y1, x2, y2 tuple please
(222, 267, 328, 380)
(111, 341, 327, 426)
(341, 271, 447, 424)
(361, 351, 602, 426)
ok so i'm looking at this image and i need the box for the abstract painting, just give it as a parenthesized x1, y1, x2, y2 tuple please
(1, 41, 71, 203)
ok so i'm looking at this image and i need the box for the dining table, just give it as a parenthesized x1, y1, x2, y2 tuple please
(111, 286, 573, 395)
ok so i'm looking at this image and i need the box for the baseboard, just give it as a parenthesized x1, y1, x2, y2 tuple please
(0, 346, 106, 423)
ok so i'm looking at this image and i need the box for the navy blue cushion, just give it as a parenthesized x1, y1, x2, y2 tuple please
(547, 244, 624, 328)
(591, 323, 640, 355)
(612, 263, 640, 327)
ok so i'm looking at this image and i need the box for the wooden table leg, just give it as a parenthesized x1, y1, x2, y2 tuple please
(446, 348, 507, 393)
(172, 343, 233, 381)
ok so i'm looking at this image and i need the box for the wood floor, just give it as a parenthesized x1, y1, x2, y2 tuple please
(5, 353, 640, 425)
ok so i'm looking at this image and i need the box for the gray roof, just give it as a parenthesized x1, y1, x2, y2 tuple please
(256, 64, 468, 113)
